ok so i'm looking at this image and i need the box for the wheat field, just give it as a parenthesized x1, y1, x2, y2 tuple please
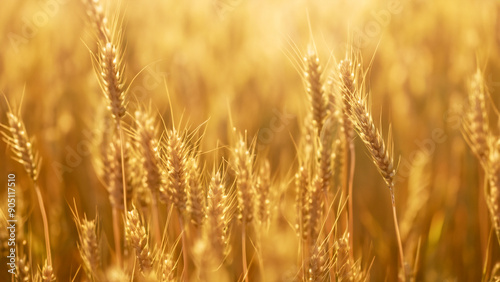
(0, 0, 499, 281)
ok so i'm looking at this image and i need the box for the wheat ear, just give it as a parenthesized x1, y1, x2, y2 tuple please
(304, 46, 327, 134)
(82, 0, 110, 42)
(462, 69, 489, 165)
(134, 109, 163, 243)
(308, 177, 325, 248)
(160, 129, 190, 281)
(296, 164, 310, 241)
(318, 116, 338, 195)
(86, 0, 127, 126)
(308, 240, 330, 282)
(295, 162, 310, 279)
(160, 129, 189, 214)
(126, 206, 154, 274)
(256, 159, 271, 225)
(41, 259, 55, 282)
(485, 135, 500, 246)
(206, 170, 230, 259)
(334, 232, 363, 281)
(1, 105, 52, 273)
(75, 213, 101, 279)
(233, 133, 255, 282)
(343, 79, 405, 274)
(156, 252, 176, 282)
(17, 253, 30, 282)
(234, 134, 255, 224)
(187, 156, 206, 228)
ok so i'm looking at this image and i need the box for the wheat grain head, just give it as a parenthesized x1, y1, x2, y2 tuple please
(126, 206, 153, 274)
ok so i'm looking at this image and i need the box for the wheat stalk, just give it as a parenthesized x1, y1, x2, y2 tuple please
(342, 70, 406, 275)
(104, 138, 134, 265)
(400, 152, 430, 241)
(1, 102, 53, 274)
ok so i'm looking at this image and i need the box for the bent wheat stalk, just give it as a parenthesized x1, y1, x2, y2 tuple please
(85, 0, 130, 264)
(343, 81, 406, 276)
(1, 105, 53, 273)
(338, 57, 359, 261)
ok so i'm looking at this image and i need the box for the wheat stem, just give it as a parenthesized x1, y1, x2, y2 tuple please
(242, 224, 249, 282)
(35, 183, 52, 267)
(392, 204, 406, 278)
(179, 217, 189, 282)
(119, 125, 128, 213)
(348, 143, 355, 263)
(151, 196, 162, 244)
(112, 207, 122, 265)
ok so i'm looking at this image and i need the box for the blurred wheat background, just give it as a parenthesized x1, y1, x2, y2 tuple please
(1, 0, 500, 281)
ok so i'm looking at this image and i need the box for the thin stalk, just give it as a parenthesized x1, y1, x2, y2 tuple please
(112, 207, 122, 265)
(479, 167, 490, 258)
(179, 217, 188, 282)
(341, 145, 349, 240)
(300, 225, 306, 281)
(119, 124, 128, 212)
(242, 224, 249, 282)
(151, 196, 162, 244)
(391, 204, 405, 279)
(34, 183, 52, 267)
(322, 191, 335, 281)
(348, 142, 355, 263)
(117, 123, 126, 266)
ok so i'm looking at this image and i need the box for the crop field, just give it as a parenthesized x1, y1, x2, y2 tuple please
(0, 0, 499, 281)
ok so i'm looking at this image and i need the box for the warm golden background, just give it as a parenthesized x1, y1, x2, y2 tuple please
(1, 0, 499, 281)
